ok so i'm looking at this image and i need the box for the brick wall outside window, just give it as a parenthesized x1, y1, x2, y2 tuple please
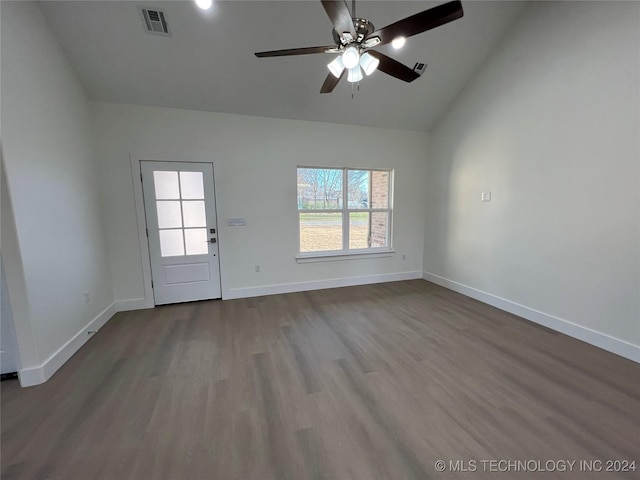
(370, 171, 389, 248)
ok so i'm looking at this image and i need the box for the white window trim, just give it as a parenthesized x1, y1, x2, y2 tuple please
(296, 249, 396, 263)
(297, 167, 394, 258)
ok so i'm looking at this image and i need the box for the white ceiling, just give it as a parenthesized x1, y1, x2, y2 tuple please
(38, 0, 526, 132)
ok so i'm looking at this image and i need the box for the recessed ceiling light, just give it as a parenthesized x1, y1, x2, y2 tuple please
(194, 0, 212, 10)
(391, 36, 406, 49)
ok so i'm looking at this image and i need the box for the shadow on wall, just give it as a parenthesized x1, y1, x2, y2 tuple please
(1, 257, 20, 374)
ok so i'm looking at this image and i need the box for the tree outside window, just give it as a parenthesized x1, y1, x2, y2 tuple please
(297, 167, 393, 254)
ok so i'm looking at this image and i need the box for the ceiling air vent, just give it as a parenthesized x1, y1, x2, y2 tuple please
(413, 62, 427, 76)
(138, 7, 171, 37)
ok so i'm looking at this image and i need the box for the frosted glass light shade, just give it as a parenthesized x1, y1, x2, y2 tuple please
(342, 46, 360, 69)
(347, 66, 363, 83)
(359, 52, 379, 76)
(327, 56, 345, 78)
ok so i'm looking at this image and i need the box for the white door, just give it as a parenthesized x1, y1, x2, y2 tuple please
(141, 161, 221, 305)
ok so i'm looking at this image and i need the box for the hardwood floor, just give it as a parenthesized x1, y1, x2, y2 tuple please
(2, 280, 639, 479)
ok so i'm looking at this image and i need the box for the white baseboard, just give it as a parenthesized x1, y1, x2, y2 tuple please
(224, 271, 422, 300)
(423, 272, 640, 364)
(115, 297, 152, 312)
(18, 303, 117, 387)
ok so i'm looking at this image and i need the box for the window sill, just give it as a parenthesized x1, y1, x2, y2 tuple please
(296, 250, 395, 264)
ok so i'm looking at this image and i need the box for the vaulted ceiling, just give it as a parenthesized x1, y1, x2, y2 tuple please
(39, 0, 526, 131)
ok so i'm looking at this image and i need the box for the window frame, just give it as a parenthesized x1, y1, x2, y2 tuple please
(296, 166, 394, 259)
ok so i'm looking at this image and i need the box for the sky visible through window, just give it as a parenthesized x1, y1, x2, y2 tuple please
(297, 168, 390, 253)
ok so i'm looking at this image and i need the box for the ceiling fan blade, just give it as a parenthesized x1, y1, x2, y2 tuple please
(321, 0, 356, 40)
(368, 51, 420, 83)
(367, 0, 463, 46)
(255, 45, 338, 57)
(320, 70, 345, 93)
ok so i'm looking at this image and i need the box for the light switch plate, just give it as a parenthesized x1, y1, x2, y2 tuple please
(481, 192, 492, 202)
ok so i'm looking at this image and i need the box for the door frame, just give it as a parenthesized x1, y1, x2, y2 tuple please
(130, 155, 224, 308)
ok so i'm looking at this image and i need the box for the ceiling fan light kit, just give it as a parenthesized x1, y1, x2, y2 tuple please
(359, 52, 379, 76)
(327, 56, 345, 78)
(255, 0, 464, 94)
(341, 45, 360, 69)
(347, 66, 363, 83)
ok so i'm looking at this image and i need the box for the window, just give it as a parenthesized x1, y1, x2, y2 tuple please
(153, 170, 208, 257)
(297, 167, 393, 255)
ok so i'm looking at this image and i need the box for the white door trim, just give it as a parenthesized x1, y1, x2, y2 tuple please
(129, 154, 225, 308)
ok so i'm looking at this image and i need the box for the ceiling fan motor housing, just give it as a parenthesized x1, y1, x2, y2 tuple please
(332, 17, 375, 47)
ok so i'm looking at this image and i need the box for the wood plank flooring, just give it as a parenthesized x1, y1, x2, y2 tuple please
(2, 280, 639, 479)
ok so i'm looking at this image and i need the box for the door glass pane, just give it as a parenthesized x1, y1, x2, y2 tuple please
(297, 168, 343, 209)
(154, 171, 180, 199)
(299, 212, 342, 252)
(184, 228, 208, 255)
(370, 212, 389, 248)
(348, 170, 370, 209)
(159, 229, 184, 257)
(182, 201, 206, 228)
(156, 201, 182, 228)
(180, 171, 204, 199)
(349, 212, 369, 249)
(371, 171, 390, 209)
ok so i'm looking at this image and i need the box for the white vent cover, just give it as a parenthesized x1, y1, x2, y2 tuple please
(413, 62, 427, 76)
(138, 7, 171, 36)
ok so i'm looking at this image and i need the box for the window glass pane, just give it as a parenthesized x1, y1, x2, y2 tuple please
(159, 229, 184, 257)
(180, 171, 204, 199)
(154, 171, 180, 199)
(297, 168, 343, 210)
(184, 228, 208, 255)
(182, 201, 206, 228)
(348, 170, 370, 209)
(156, 201, 182, 228)
(299, 212, 342, 252)
(349, 212, 369, 249)
(371, 171, 390, 209)
(370, 212, 389, 248)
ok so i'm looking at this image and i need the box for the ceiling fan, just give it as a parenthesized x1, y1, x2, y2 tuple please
(255, 0, 464, 93)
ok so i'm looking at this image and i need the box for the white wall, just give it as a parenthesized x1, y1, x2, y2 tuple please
(424, 1, 639, 360)
(1, 257, 19, 374)
(1, 1, 115, 385)
(91, 103, 429, 303)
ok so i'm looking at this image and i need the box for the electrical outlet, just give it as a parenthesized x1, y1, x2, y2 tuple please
(255, 265, 260, 273)
(402, 254, 406, 261)
(84, 292, 91, 304)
